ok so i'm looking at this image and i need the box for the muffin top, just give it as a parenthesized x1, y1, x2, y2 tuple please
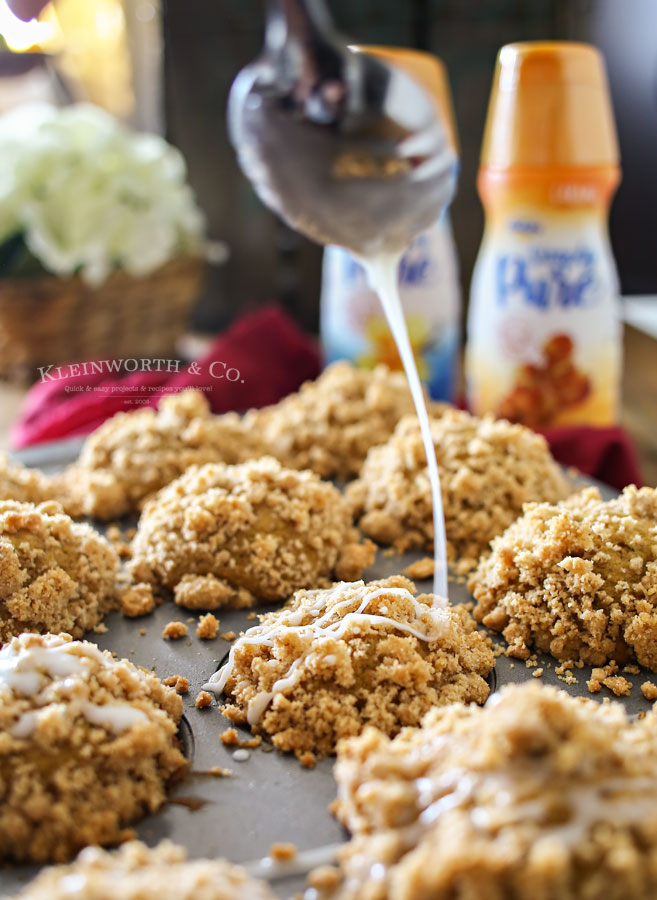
(0, 500, 118, 641)
(10, 840, 276, 900)
(206, 575, 494, 764)
(326, 682, 657, 899)
(242, 361, 418, 480)
(130, 457, 374, 607)
(471, 485, 657, 668)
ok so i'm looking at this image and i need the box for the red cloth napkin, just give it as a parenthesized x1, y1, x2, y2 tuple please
(541, 425, 643, 492)
(12, 306, 320, 448)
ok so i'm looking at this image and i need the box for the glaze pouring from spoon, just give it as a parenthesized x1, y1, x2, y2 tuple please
(228, 0, 457, 597)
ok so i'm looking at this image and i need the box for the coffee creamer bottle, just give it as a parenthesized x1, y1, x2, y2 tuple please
(466, 41, 622, 428)
(320, 47, 461, 401)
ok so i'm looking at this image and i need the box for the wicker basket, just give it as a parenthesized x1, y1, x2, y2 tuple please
(0, 256, 204, 383)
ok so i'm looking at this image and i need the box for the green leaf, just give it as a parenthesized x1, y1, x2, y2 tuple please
(0, 233, 47, 278)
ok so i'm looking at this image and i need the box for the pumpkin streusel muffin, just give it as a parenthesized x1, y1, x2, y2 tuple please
(130, 457, 375, 610)
(0, 500, 118, 642)
(320, 682, 657, 900)
(64, 389, 257, 520)
(9, 840, 276, 900)
(0, 454, 72, 509)
(0, 633, 188, 862)
(241, 361, 418, 480)
(471, 485, 657, 668)
(203, 576, 494, 764)
(63, 363, 418, 519)
(346, 408, 570, 570)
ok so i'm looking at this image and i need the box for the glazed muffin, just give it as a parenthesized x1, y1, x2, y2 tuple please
(346, 408, 570, 570)
(0, 500, 118, 642)
(242, 361, 418, 480)
(64, 390, 257, 519)
(471, 485, 657, 668)
(204, 576, 494, 764)
(130, 457, 375, 610)
(9, 840, 275, 900)
(0, 633, 188, 862)
(321, 682, 657, 900)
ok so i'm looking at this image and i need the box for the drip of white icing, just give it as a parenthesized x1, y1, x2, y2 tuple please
(361, 253, 448, 601)
(11, 702, 148, 739)
(82, 703, 148, 733)
(356, 763, 657, 861)
(1, 636, 148, 739)
(0, 637, 108, 699)
(245, 842, 343, 881)
(335, 760, 657, 897)
(11, 710, 42, 739)
(203, 581, 450, 725)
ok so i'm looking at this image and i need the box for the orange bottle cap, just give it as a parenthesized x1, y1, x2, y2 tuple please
(481, 41, 619, 169)
(350, 45, 459, 155)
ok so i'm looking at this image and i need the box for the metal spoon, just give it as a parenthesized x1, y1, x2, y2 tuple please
(228, 0, 457, 256)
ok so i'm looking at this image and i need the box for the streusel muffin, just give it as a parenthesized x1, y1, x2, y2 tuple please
(63, 363, 418, 518)
(9, 840, 275, 900)
(0, 633, 188, 862)
(130, 457, 375, 609)
(64, 390, 256, 519)
(0, 500, 118, 642)
(0, 454, 71, 509)
(323, 682, 657, 900)
(204, 576, 494, 764)
(471, 485, 657, 668)
(242, 361, 418, 479)
(346, 408, 570, 570)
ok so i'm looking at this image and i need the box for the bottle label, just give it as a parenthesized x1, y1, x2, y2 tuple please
(466, 208, 621, 427)
(320, 217, 461, 401)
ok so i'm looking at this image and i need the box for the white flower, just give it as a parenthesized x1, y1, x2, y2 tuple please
(0, 103, 206, 285)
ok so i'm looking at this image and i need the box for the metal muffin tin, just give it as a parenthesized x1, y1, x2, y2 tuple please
(0, 442, 651, 898)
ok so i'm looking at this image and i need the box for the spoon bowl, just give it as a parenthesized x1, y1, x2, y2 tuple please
(228, 0, 457, 256)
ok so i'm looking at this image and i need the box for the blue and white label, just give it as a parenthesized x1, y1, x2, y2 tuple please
(320, 216, 461, 401)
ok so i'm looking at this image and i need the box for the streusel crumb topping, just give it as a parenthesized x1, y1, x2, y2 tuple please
(241, 361, 419, 479)
(471, 485, 657, 668)
(63, 390, 256, 519)
(9, 840, 275, 899)
(347, 408, 570, 569)
(130, 458, 375, 607)
(0, 633, 187, 862)
(205, 575, 494, 761)
(323, 682, 657, 900)
(0, 500, 118, 641)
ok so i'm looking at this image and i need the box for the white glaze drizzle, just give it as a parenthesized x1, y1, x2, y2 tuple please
(334, 764, 657, 898)
(245, 842, 343, 881)
(203, 581, 449, 724)
(81, 703, 148, 734)
(10, 702, 148, 738)
(1, 636, 148, 738)
(362, 253, 449, 601)
(341, 761, 657, 884)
